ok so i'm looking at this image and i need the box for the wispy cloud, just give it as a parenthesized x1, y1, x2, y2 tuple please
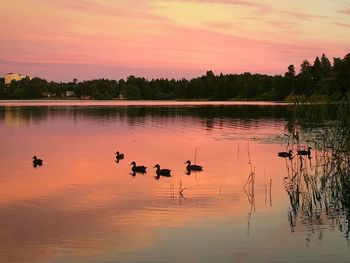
(163, 0, 270, 13)
(163, 0, 259, 6)
(279, 10, 327, 21)
(41, 0, 169, 22)
(338, 7, 350, 15)
(203, 20, 238, 30)
(334, 22, 350, 28)
(162, 0, 326, 22)
(266, 20, 297, 31)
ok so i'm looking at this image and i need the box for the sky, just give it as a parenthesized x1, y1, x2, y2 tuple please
(0, 0, 349, 81)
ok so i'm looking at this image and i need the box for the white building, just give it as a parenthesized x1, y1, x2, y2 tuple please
(4, 73, 32, 85)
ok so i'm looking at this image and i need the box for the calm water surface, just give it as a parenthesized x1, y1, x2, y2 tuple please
(0, 101, 349, 263)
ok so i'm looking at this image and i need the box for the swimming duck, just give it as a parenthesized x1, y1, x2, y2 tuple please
(153, 164, 171, 176)
(185, 160, 203, 171)
(130, 161, 147, 173)
(297, 147, 312, 156)
(115, 151, 124, 159)
(32, 156, 43, 167)
(278, 150, 293, 158)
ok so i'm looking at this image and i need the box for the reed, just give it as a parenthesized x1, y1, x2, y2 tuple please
(179, 180, 186, 199)
(244, 142, 256, 211)
(283, 95, 350, 241)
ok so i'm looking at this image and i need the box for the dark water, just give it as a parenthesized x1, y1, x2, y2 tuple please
(0, 101, 349, 263)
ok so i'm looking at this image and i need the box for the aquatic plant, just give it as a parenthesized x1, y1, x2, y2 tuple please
(283, 95, 350, 243)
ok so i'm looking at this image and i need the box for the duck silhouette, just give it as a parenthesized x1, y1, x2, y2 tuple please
(185, 160, 203, 171)
(32, 156, 43, 167)
(297, 147, 312, 156)
(115, 151, 124, 163)
(278, 150, 293, 158)
(115, 151, 124, 159)
(153, 164, 171, 177)
(130, 161, 147, 173)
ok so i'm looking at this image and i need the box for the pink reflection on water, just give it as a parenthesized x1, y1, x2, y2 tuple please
(1, 103, 343, 262)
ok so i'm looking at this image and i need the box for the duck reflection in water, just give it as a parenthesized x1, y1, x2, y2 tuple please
(154, 173, 172, 180)
(32, 156, 43, 168)
(129, 171, 137, 177)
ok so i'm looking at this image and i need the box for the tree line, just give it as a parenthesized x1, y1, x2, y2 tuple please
(0, 53, 349, 101)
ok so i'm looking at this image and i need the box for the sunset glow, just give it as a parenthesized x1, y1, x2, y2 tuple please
(0, 0, 349, 81)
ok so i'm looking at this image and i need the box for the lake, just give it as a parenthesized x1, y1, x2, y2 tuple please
(0, 101, 349, 263)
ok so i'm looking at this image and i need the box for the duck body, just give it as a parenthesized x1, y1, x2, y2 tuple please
(297, 147, 312, 156)
(130, 161, 147, 173)
(278, 150, 293, 158)
(115, 151, 124, 159)
(32, 156, 43, 167)
(154, 164, 171, 176)
(185, 160, 203, 171)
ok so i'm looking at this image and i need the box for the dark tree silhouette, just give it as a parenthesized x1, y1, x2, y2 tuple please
(1, 53, 349, 101)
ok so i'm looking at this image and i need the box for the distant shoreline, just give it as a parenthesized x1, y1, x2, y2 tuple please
(0, 99, 290, 107)
(1, 52, 348, 101)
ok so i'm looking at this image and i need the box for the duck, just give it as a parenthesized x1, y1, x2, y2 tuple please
(277, 150, 293, 158)
(153, 164, 171, 176)
(32, 156, 43, 167)
(185, 160, 203, 171)
(130, 161, 147, 173)
(297, 147, 312, 156)
(115, 151, 124, 159)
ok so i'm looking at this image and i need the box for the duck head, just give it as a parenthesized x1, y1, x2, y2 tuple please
(130, 161, 136, 166)
(185, 160, 191, 165)
(33, 156, 37, 160)
(153, 164, 160, 169)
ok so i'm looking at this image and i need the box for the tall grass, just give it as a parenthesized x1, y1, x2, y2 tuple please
(283, 95, 350, 241)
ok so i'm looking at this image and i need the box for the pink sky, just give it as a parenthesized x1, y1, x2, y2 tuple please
(0, 0, 349, 81)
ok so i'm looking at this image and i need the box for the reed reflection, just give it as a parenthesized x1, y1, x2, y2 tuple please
(283, 149, 350, 244)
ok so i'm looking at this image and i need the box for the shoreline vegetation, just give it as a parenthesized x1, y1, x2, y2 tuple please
(283, 95, 350, 234)
(0, 53, 349, 101)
